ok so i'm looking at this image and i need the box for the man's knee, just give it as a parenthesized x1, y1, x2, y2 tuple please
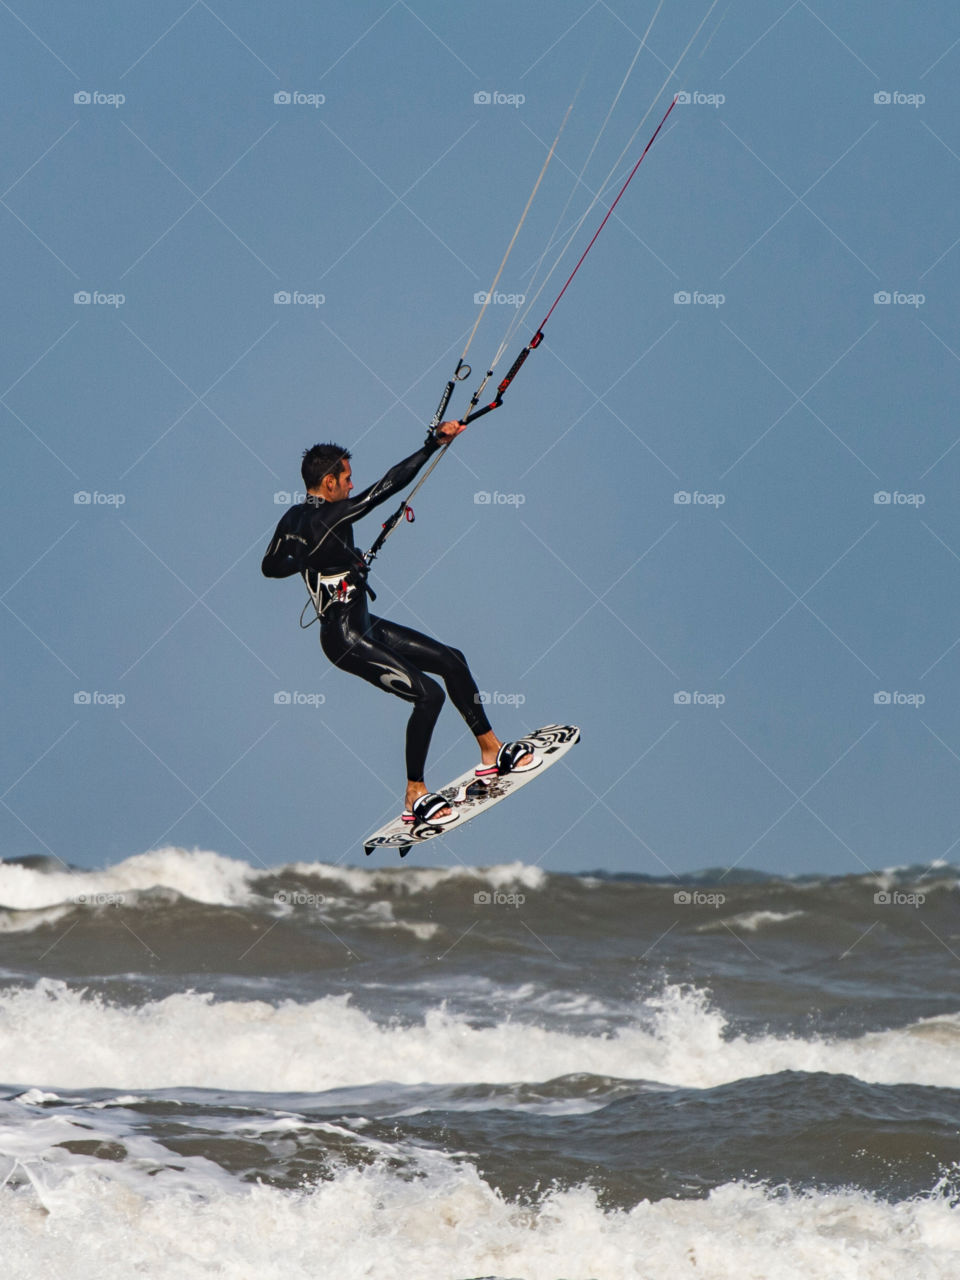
(418, 675, 446, 712)
(444, 646, 472, 678)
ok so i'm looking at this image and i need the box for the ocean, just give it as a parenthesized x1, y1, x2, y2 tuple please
(1, 848, 959, 1278)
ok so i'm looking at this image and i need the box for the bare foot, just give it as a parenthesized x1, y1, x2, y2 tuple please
(404, 782, 453, 820)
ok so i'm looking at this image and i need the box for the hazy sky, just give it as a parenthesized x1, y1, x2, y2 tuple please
(2, 0, 959, 878)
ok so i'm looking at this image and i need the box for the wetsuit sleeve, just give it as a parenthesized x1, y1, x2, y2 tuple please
(344, 435, 441, 523)
(261, 511, 304, 578)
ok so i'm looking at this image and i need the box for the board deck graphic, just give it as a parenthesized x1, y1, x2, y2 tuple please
(363, 724, 580, 856)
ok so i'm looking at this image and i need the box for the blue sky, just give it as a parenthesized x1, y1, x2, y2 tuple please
(2, 0, 960, 877)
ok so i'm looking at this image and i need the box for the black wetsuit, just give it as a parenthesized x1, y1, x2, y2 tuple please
(262, 436, 492, 782)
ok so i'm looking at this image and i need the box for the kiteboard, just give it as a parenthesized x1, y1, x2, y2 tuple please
(363, 723, 580, 857)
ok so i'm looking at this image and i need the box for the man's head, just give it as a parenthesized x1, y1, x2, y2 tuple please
(302, 443, 353, 501)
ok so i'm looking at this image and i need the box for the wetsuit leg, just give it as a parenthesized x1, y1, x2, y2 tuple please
(320, 606, 493, 783)
(321, 610, 446, 783)
(370, 616, 493, 739)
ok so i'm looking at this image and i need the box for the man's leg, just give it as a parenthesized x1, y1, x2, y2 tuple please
(321, 618, 449, 813)
(371, 618, 532, 773)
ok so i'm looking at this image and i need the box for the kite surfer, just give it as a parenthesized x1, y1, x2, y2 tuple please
(262, 422, 538, 825)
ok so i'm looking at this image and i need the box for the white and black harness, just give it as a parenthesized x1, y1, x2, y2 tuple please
(303, 564, 371, 623)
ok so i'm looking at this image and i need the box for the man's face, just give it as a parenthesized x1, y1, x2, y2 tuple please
(323, 461, 353, 501)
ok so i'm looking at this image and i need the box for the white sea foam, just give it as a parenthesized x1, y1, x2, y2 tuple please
(0, 1149, 958, 1280)
(0, 905, 73, 934)
(2, 979, 960, 1094)
(326, 894, 441, 940)
(281, 857, 548, 895)
(695, 909, 805, 933)
(0, 849, 547, 920)
(0, 847, 259, 911)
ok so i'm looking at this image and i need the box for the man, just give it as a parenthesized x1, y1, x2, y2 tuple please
(262, 421, 537, 825)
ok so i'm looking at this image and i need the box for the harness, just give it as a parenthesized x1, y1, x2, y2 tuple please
(302, 562, 375, 624)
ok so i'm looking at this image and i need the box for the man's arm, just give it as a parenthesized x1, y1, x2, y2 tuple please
(345, 422, 463, 522)
(261, 511, 305, 578)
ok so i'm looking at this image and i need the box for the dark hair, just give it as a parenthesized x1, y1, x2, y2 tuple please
(301, 443, 351, 490)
